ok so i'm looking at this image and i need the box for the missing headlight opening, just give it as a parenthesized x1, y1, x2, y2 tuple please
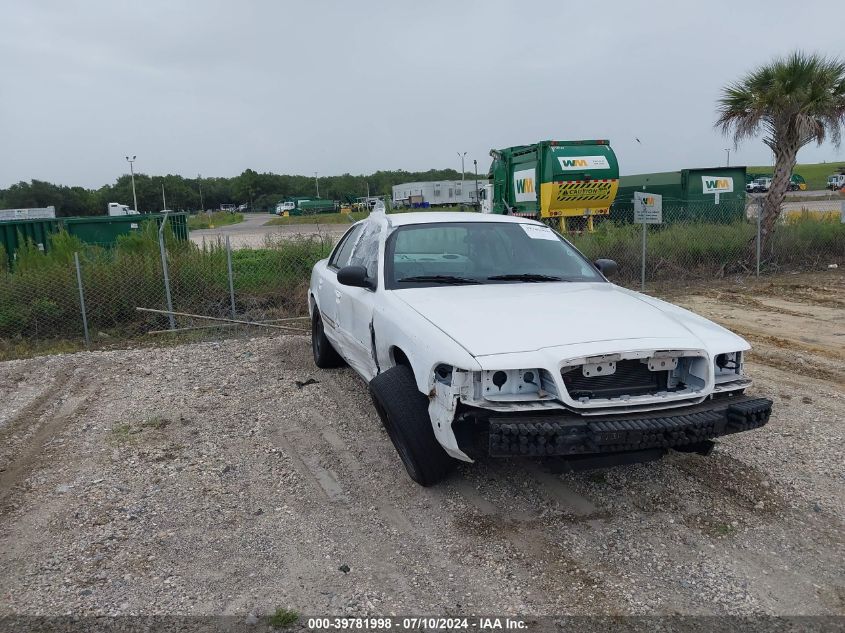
(482, 369, 542, 397)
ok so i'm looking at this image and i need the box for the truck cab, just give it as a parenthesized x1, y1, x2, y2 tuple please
(275, 201, 296, 215)
(827, 175, 845, 190)
(107, 202, 139, 216)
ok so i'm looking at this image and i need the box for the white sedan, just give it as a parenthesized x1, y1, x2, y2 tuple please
(308, 210, 772, 486)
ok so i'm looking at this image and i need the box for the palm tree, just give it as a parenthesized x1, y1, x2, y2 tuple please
(716, 51, 845, 248)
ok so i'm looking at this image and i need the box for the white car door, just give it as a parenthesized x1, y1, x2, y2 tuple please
(336, 219, 382, 379)
(318, 223, 364, 347)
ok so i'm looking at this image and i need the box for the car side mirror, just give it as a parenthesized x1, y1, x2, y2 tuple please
(337, 265, 373, 289)
(594, 258, 618, 277)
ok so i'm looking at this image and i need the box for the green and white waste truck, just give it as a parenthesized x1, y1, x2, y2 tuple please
(481, 140, 620, 232)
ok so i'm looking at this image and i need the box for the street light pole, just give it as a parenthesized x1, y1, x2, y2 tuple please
(457, 151, 466, 187)
(473, 159, 480, 212)
(314, 172, 320, 198)
(197, 173, 204, 213)
(125, 155, 139, 213)
(724, 148, 730, 167)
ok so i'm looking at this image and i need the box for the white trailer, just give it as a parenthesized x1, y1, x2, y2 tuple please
(0, 206, 56, 221)
(392, 180, 488, 207)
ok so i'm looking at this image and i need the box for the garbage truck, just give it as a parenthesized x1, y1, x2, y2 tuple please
(480, 140, 619, 232)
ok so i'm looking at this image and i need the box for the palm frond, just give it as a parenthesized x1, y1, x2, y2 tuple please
(715, 50, 845, 149)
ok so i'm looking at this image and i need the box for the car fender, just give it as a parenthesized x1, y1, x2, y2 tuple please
(372, 292, 481, 393)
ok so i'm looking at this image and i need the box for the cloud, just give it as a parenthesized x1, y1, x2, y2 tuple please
(1, 0, 842, 188)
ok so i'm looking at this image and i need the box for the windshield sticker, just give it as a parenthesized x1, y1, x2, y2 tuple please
(520, 224, 558, 240)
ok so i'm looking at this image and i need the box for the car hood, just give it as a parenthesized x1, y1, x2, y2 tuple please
(393, 282, 744, 357)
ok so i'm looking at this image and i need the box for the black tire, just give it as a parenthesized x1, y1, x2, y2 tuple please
(369, 365, 454, 486)
(311, 309, 344, 368)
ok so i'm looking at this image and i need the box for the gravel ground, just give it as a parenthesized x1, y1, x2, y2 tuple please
(0, 272, 842, 620)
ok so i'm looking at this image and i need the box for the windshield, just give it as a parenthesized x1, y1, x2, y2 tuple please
(385, 221, 604, 288)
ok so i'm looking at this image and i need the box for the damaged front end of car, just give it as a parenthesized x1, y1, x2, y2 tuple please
(428, 350, 772, 467)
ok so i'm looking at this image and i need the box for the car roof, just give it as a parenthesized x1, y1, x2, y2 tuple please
(382, 211, 542, 227)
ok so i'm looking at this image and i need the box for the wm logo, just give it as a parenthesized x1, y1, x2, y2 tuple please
(643, 196, 655, 205)
(560, 159, 588, 168)
(515, 178, 534, 194)
(705, 179, 730, 189)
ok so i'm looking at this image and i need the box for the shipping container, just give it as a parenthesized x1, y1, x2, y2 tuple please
(610, 166, 747, 223)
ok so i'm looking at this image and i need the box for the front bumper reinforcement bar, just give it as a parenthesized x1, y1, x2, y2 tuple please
(487, 396, 772, 457)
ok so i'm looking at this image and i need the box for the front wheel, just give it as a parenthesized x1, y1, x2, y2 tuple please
(369, 365, 454, 486)
(311, 309, 344, 368)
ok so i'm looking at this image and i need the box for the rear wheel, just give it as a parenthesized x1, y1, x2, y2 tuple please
(369, 365, 454, 486)
(311, 309, 344, 368)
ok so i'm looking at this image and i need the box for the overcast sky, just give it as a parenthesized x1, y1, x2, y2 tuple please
(1, 0, 843, 189)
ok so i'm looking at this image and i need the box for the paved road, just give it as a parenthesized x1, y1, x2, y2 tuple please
(190, 213, 353, 249)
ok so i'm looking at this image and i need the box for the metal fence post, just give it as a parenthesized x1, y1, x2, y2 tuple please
(73, 252, 90, 348)
(158, 213, 176, 330)
(226, 235, 236, 318)
(641, 220, 647, 291)
(756, 197, 762, 277)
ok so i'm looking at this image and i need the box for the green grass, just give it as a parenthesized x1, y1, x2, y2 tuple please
(712, 523, 736, 537)
(188, 211, 244, 230)
(267, 608, 299, 629)
(110, 423, 134, 442)
(748, 161, 845, 191)
(569, 216, 845, 282)
(266, 211, 366, 225)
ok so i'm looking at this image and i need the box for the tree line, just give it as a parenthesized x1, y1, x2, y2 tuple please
(0, 167, 482, 217)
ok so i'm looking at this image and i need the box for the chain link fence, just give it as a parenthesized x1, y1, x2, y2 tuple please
(1, 203, 843, 359)
(569, 199, 845, 289)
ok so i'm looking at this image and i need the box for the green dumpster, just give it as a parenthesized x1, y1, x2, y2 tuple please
(0, 212, 189, 267)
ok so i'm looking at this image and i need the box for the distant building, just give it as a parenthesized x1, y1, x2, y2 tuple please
(392, 180, 487, 207)
(0, 206, 56, 222)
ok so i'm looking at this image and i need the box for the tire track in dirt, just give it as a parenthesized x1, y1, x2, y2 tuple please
(746, 347, 844, 386)
(0, 369, 74, 441)
(442, 462, 624, 614)
(0, 378, 99, 505)
(322, 368, 621, 612)
(300, 373, 526, 611)
(267, 400, 430, 611)
(318, 366, 629, 612)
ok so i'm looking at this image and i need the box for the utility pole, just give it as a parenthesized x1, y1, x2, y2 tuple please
(197, 173, 204, 212)
(724, 148, 730, 167)
(457, 151, 466, 187)
(161, 183, 167, 211)
(125, 155, 139, 213)
(314, 172, 320, 198)
(473, 159, 480, 211)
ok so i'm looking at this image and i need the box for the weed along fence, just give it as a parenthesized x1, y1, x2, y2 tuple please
(571, 200, 844, 287)
(0, 206, 843, 359)
(0, 218, 329, 357)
